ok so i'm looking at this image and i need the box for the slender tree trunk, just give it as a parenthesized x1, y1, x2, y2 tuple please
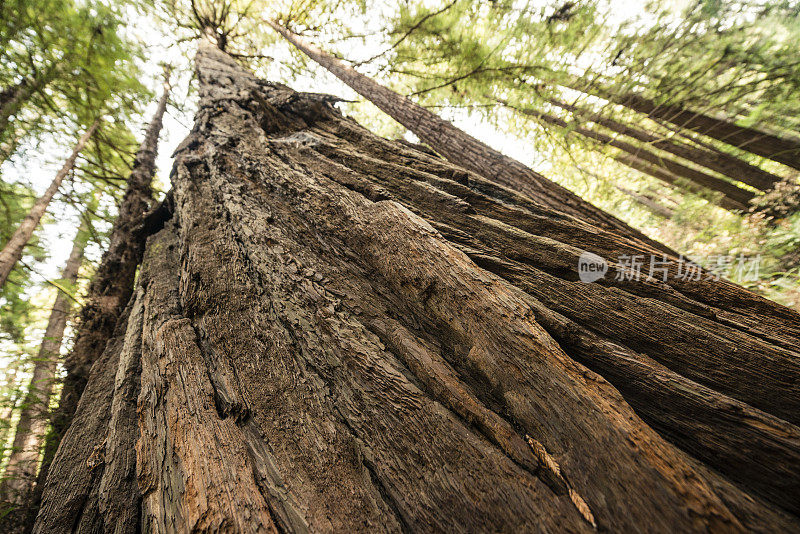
(30, 78, 171, 518)
(608, 92, 800, 171)
(267, 21, 677, 255)
(0, 118, 99, 290)
(549, 98, 783, 191)
(513, 104, 754, 210)
(33, 41, 800, 533)
(0, 218, 89, 506)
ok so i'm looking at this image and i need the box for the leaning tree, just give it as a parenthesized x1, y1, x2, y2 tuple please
(32, 39, 800, 533)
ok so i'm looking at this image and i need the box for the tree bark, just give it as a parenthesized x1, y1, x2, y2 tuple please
(609, 92, 800, 171)
(0, 218, 88, 507)
(0, 118, 99, 290)
(33, 42, 800, 533)
(267, 21, 677, 255)
(549, 98, 783, 191)
(33, 79, 170, 512)
(513, 104, 754, 210)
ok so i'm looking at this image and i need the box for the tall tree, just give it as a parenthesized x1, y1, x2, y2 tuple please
(547, 97, 783, 192)
(0, 212, 91, 505)
(33, 75, 171, 505)
(267, 21, 675, 254)
(33, 39, 800, 533)
(0, 119, 99, 290)
(506, 103, 755, 210)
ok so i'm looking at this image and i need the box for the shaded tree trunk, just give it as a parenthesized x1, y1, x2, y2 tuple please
(267, 21, 676, 255)
(33, 41, 800, 533)
(0, 217, 88, 507)
(549, 98, 783, 191)
(0, 118, 99, 290)
(32, 78, 170, 511)
(511, 104, 754, 210)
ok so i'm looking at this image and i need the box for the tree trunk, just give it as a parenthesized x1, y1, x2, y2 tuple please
(33, 42, 800, 533)
(33, 79, 170, 511)
(0, 218, 88, 506)
(267, 21, 677, 255)
(0, 118, 99, 290)
(549, 98, 783, 192)
(513, 104, 754, 210)
(609, 92, 800, 171)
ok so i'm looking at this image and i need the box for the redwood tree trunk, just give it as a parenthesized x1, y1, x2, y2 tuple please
(33, 42, 800, 533)
(34, 79, 170, 502)
(0, 118, 99, 290)
(268, 21, 677, 255)
(549, 98, 783, 191)
(0, 219, 88, 505)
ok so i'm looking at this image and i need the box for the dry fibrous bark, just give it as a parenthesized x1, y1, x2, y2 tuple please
(0, 118, 99, 290)
(267, 21, 677, 256)
(0, 221, 88, 506)
(33, 42, 800, 533)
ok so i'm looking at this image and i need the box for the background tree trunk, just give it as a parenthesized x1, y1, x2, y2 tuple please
(0, 118, 99, 289)
(549, 98, 783, 191)
(33, 42, 800, 533)
(0, 216, 89, 509)
(610, 92, 800, 171)
(512, 104, 754, 210)
(32, 79, 170, 516)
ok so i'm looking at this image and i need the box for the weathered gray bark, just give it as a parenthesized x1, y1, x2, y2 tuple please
(33, 42, 800, 533)
(549, 98, 783, 191)
(267, 21, 677, 255)
(36, 79, 170, 496)
(0, 118, 99, 290)
(0, 221, 88, 505)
